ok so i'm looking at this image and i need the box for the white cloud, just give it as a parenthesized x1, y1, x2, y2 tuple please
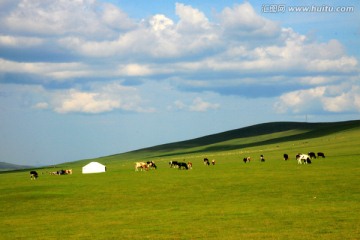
(100, 2, 135, 31)
(189, 97, 220, 112)
(150, 14, 174, 32)
(171, 97, 220, 112)
(0, 35, 43, 47)
(218, 2, 280, 38)
(0, 1, 359, 116)
(50, 82, 155, 114)
(118, 63, 153, 76)
(0, 58, 90, 80)
(33, 102, 49, 110)
(322, 85, 360, 113)
(175, 3, 211, 32)
(2, 0, 134, 38)
(275, 84, 360, 114)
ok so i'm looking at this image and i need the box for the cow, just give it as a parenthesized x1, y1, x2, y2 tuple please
(147, 161, 157, 169)
(308, 152, 317, 159)
(64, 169, 72, 174)
(243, 157, 251, 163)
(283, 153, 289, 161)
(296, 154, 311, 164)
(169, 161, 179, 168)
(211, 159, 216, 165)
(204, 158, 210, 166)
(260, 155, 265, 162)
(30, 171, 38, 180)
(187, 162, 193, 169)
(317, 152, 325, 158)
(135, 162, 148, 171)
(177, 162, 188, 170)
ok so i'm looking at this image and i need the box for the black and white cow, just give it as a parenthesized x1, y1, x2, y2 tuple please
(30, 171, 38, 180)
(169, 161, 178, 168)
(283, 153, 289, 161)
(203, 158, 210, 166)
(296, 154, 311, 164)
(147, 161, 157, 169)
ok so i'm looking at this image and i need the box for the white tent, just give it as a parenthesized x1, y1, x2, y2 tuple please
(82, 162, 106, 174)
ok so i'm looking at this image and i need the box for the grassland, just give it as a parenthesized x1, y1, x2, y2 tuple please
(0, 121, 359, 239)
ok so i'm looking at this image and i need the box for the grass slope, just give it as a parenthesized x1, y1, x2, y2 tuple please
(0, 120, 359, 239)
(0, 162, 33, 171)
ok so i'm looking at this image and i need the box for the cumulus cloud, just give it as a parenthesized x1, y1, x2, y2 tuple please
(0, 0, 359, 116)
(275, 84, 360, 114)
(50, 82, 155, 114)
(2, 0, 134, 38)
(218, 2, 280, 39)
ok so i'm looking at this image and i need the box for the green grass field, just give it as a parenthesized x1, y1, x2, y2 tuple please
(1, 121, 359, 239)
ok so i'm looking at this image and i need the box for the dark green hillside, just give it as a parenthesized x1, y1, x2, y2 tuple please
(93, 120, 359, 163)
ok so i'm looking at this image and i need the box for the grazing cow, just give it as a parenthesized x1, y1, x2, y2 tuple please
(308, 152, 317, 159)
(187, 162, 193, 169)
(317, 152, 325, 158)
(177, 162, 188, 170)
(211, 159, 216, 165)
(57, 169, 66, 175)
(64, 169, 72, 174)
(135, 162, 148, 171)
(283, 153, 289, 161)
(30, 171, 38, 180)
(204, 158, 210, 166)
(147, 161, 157, 169)
(243, 157, 251, 163)
(260, 155, 265, 162)
(296, 154, 311, 164)
(169, 161, 179, 168)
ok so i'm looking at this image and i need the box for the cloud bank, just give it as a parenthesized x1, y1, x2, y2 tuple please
(0, 0, 359, 115)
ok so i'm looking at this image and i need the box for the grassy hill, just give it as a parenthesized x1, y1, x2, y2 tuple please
(0, 120, 359, 239)
(78, 120, 360, 165)
(0, 162, 32, 171)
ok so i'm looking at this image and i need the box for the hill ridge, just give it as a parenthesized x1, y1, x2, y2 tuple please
(128, 120, 360, 154)
(0, 162, 33, 171)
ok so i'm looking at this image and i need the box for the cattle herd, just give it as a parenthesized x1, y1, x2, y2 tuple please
(29, 169, 72, 179)
(293, 152, 325, 164)
(30, 152, 326, 178)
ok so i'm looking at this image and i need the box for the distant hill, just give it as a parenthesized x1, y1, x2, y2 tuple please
(54, 120, 360, 167)
(117, 120, 360, 158)
(0, 162, 33, 171)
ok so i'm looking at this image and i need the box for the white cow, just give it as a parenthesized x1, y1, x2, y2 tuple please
(135, 162, 148, 171)
(296, 154, 311, 164)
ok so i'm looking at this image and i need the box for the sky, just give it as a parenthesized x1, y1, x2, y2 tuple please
(0, 0, 359, 166)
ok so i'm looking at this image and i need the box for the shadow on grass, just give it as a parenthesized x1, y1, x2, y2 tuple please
(143, 120, 360, 158)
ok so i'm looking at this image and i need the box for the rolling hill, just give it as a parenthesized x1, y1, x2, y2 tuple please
(0, 162, 33, 171)
(90, 120, 360, 164)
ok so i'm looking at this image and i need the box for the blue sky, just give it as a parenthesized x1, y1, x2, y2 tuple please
(0, 0, 359, 166)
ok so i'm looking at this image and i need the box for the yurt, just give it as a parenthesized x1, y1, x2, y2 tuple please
(82, 162, 106, 174)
